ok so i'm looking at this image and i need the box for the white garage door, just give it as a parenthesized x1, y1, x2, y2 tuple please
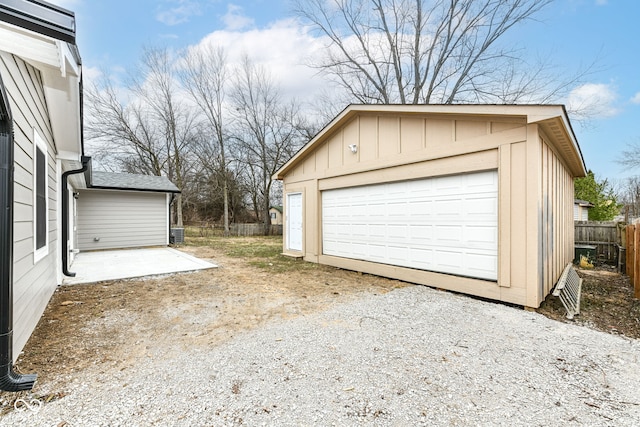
(322, 170, 498, 281)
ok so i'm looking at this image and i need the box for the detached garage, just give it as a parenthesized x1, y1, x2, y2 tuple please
(275, 105, 587, 308)
(76, 171, 180, 251)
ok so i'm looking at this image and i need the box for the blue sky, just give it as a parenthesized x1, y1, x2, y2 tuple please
(58, 0, 639, 183)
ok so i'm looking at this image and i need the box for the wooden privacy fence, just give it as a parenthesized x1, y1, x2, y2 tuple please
(230, 223, 283, 236)
(625, 220, 640, 299)
(186, 222, 283, 236)
(574, 221, 624, 265)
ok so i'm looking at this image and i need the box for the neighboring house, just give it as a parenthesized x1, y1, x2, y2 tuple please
(0, 1, 180, 391)
(275, 104, 587, 309)
(75, 171, 180, 251)
(574, 199, 593, 221)
(269, 206, 283, 225)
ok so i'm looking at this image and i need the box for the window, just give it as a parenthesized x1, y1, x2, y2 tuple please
(33, 130, 48, 262)
(270, 212, 277, 220)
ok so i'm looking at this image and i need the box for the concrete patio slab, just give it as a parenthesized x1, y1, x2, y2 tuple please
(63, 247, 217, 285)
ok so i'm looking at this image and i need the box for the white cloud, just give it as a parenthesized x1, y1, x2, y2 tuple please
(191, 19, 330, 101)
(566, 83, 619, 119)
(221, 4, 255, 31)
(156, 0, 201, 26)
(631, 92, 640, 104)
(82, 66, 102, 85)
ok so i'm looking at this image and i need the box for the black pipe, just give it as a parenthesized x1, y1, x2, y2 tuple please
(0, 77, 37, 391)
(61, 156, 90, 277)
(168, 193, 175, 244)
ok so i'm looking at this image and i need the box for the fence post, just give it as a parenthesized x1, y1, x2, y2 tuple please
(627, 225, 634, 280)
(636, 224, 640, 298)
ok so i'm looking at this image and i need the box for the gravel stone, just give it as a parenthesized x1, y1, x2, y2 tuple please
(1, 285, 639, 426)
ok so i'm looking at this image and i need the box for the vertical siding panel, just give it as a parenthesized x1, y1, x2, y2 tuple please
(378, 116, 399, 157)
(399, 116, 424, 153)
(525, 124, 542, 307)
(358, 115, 378, 163)
(343, 118, 359, 166)
(509, 142, 527, 296)
(498, 144, 511, 288)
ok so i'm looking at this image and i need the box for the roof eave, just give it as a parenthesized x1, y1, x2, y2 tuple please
(0, 0, 75, 44)
(275, 104, 587, 180)
(86, 185, 181, 194)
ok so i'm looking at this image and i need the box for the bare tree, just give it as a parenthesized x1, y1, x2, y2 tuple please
(85, 46, 198, 226)
(179, 44, 233, 234)
(231, 55, 305, 233)
(618, 176, 640, 221)
(617, 140, 640, 171)
(293, 0, 586, 105)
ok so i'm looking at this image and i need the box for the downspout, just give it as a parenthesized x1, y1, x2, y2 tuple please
(61, 156, 90, 277)
(61, 74, 88, 277)
(168, 193, 175, 244)
(0, 80, 37, 391)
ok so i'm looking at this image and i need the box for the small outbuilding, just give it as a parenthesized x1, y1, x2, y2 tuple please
(574, 199, 593, 221)
(269, 206, 283, 225)
(75, 171, 180, 251)
(275, 104, 586, 308)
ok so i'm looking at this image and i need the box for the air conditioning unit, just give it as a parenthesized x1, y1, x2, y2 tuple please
(170, 227, 184, 244)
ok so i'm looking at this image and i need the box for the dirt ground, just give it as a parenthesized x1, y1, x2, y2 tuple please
(2, 235, 639, 410)
(537, 264, 640, 339)
(4, 236, 409, 408)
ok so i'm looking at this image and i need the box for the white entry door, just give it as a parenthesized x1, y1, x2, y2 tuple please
(286, 193, 303, 251)
(322, 170, 498, 281)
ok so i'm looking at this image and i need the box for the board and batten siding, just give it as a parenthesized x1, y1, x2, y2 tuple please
(540, 134, 575, 299)
(77, 190, 168, 250)
(281, 110, 580, 308)
(1, 52, 59, 359)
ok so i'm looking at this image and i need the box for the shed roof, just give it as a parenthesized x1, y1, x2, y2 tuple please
(90, 171, 180, 193)
(574, 199, 594, 208)
(275, 104, 587, 179)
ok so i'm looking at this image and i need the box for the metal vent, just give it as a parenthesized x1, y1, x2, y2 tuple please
(170, 227, 184, 244)
(553, 263, 582, 319)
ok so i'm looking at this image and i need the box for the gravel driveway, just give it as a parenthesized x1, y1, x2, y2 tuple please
(2, 285, 639, 426)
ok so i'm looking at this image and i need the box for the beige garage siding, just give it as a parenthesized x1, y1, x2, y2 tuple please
(277, 105, 586, 308)
(77, 190, 168, 250)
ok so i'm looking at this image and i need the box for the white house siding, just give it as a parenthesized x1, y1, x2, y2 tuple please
(1, 52, 59, 359)
(574, 205, 588, 221)
(77, 190, 168, 250)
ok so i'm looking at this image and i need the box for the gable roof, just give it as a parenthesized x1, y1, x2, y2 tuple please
(89, 171, 180, 193)
(275, 104, 587, 179)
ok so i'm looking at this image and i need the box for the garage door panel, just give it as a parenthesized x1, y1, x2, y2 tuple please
(387, 245, 409, 262)
(409, 224, 434, 240)
(465, 197, 497, 216)
(464, 225, 498, 249)
(466, 252, 498, 277)
(322, 170, 498, 281)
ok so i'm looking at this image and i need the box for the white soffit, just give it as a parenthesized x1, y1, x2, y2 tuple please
(0, 22, 82, 155)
